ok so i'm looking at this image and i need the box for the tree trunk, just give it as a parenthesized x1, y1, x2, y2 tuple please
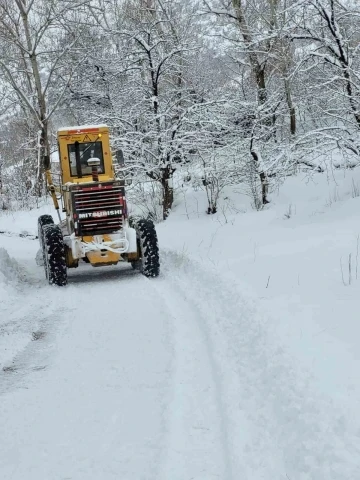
(232, 0, 271, 200)
(16, 0, 50, 197)
(343, 67, 360, 129)
(35, 123, 49, 197)
(250, 147, 269, 205)
(161, 165, 174, 220)
(284, 77, 296, 135)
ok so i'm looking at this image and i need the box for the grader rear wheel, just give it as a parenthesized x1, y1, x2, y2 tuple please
(132, 218, 160, 278)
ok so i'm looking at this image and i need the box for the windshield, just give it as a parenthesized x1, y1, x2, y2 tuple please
(68, 142, 105, 177)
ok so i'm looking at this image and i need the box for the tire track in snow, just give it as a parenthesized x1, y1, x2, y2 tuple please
(0, 247, 77, 393)
(160, 249, 360, 480)
(147, 273, 234, 480)
(0, 283, 70, 393)
(0, 267, 173, 480)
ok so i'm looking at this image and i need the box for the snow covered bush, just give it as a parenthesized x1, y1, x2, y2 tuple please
(126, 176, 163, 223)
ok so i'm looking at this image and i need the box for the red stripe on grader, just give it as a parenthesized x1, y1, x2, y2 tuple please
(78, 185, 115, 192)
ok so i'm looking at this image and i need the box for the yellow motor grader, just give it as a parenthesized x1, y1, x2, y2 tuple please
(38, 124, 159, 286)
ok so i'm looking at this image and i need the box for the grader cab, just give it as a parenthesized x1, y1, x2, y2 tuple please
(38, 124, 159, 286)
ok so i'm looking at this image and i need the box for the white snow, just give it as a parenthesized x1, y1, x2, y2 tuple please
(58, 124, 108, 132)
(1, 168, 360, 479)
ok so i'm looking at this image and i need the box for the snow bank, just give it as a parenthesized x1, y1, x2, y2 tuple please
(0, 248, 32, 372)
(157, 167, 360, 477)
(159, 249, 360, 479)
(0, 248, 27, 287)
(0, 199, 55, 235)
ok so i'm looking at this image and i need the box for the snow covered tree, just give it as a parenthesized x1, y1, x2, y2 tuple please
(292, 0, 360, 163)
(67, 0, 213, 220)
(0, 0, 91, 194)
(201, 0, 306, 203)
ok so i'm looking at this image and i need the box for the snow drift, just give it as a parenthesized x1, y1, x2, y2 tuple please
(0, 248, 26, 288)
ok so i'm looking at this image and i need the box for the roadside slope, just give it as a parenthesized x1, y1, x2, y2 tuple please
(159, 250, 360, 479)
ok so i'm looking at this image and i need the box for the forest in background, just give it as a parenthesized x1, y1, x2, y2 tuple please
(0, 0, 359, 220)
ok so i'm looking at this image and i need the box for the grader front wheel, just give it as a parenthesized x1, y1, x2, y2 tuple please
(42, 224, 68, 286)
(38, 214, 54, 247)
(37, 214, 54, 267)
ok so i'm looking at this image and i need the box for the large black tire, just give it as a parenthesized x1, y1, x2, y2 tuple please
(133, 218, 160, 278)
(38, 215, 54, 267)
(38, 214, 54, 246)
(42, 224, 67, 286)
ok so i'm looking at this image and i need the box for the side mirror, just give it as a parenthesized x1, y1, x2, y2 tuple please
(43, 155, 50, 170)
(115, 150, 125, 166)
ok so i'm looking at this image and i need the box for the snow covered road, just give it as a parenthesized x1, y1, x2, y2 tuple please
(0, 237, 235, 480)
(1, 253, 172, 479)
(0, 234, 360, 479)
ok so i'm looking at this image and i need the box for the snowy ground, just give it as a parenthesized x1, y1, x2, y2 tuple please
(1, 169, 360, 479)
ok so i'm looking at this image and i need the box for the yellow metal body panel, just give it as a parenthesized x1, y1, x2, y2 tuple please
(57, 125, 115, 185)
(86, 250, 120, 266)
(65, 246, 79, 268)
(45, 169, 60, 210)
(82, 234, 121, 266)
(127, 251, 139, 261)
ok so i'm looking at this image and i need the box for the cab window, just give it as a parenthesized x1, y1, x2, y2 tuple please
(68, 141, 105, 177)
